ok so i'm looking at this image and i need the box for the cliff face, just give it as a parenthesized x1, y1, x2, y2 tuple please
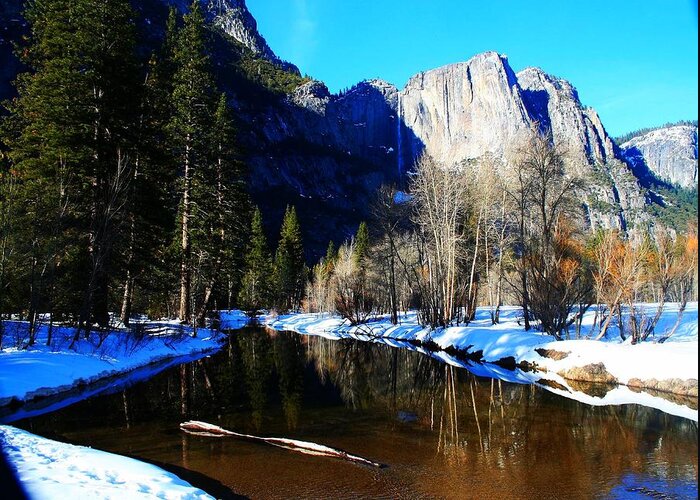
(390, 53, 647, 231)
(398, 52, 531, 164)
(0, 0, 683, 251)
(621, 125, 698, 188)
(287, 79, 400, 166)
(517, 67, 616, 165)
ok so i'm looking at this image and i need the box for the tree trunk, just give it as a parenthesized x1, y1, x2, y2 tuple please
(120, 273, 134, 327)
(596, 304, 615, 340)
(660, 298, 688, 343)
(120, 154, 139, 327)
(180, 363, 189, 416)
(467, 209, 482, 323)
(389, 249, 398, 325)
(179, 138, 192, 323)
(519, 199, 530, 331)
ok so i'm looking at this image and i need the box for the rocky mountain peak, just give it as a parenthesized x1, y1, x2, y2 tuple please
(518, 67, 581, 99)
(516, 66, 614, 165)
(345, 79, 398, 99)
(399, 52, 530, 163)
(290, 80, 331, 115)
(161, 0, 299, 73)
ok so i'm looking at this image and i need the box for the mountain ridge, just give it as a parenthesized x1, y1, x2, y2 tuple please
(1, 0, 697, 256)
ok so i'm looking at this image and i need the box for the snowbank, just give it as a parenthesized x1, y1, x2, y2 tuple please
(0, 321, 224, 413)
(223, 303, 699, 421)
(0, 425, 212, 499)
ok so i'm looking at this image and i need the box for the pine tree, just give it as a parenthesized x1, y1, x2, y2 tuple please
(323, 240, 337, 277)
(354, 221, 370, 270)
(239, 207, 273, 315)
(169, 1, 216, 323)
(211, 93, 250, 312)
(118, 53, 175, 325)
(2, 0, 140, 341)
(192, 92, 249, 324)
(3, 0, 91, 339)
(273, 205, 306, 312)
(74, 0, 141, 335)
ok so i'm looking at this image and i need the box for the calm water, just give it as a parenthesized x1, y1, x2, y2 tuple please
(16, 328, 699, 499)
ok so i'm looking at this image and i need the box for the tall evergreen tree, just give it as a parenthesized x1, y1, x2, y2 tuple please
(3, 0, 91, 338)
(74, 0, 141, 335)
(118, 53, 175, 325)
(2, 0, 140, 341)
(239, 207, 273, 315)
(354, 221, 370, 271)
(168, 1, 216, 323)
(273, 205, 306, 312)
(192, 92, 249, 323)
(323, 240, 337, 277)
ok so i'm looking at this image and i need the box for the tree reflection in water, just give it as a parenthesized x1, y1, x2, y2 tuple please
(14, 327, 698, 499)
(302, 332, 697, 492)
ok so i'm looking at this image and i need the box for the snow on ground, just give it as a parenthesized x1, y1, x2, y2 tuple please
(0, 425, 212, 499)
(0, 320, 224, 410)
(0, 322, 226, 499)
(221, 303, 698, 421)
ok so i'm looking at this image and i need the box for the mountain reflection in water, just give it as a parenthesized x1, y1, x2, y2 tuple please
(17, 328, 698, 499)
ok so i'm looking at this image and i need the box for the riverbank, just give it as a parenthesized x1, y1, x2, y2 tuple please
(0, 425, 213, 499)
(223, 303, 698, 419)
(0, 320, 225, 412)
(0, 320, 235, 499)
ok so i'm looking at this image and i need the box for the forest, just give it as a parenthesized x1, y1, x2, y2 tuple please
(0, 0, 697, 352)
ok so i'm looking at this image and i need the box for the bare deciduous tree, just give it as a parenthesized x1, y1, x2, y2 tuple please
(332, 242, 374, 325)
(410, 154, 470, 327)
(503, 128, 590, 338)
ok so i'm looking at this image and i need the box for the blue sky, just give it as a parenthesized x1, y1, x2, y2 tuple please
(246, 0, 698, 137)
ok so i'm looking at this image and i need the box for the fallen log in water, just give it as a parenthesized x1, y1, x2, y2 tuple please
(180, 420, 385, 468)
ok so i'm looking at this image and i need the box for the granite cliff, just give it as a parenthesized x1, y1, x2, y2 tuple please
(0, 0, 693, 254)
(621, 125, 698, 189)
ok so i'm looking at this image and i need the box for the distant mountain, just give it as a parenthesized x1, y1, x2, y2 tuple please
(393, 53, 649, 230)
(620, 124, 698, 189)
(614, 120, 697, 145)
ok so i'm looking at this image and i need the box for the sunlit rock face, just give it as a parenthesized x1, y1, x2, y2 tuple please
(398, 52, 532, 164)
(517, 67, 616, 165)
(391, 52, 647, 231)
(394, 53, 619, 168)
(621, 125, 698, 188)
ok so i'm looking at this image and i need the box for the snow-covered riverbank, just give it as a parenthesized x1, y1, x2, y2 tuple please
(0, 321, 228, 499)
(0, 425, 212, 499)
(0, 321, 225, 413)
(222, 303, 698, 420)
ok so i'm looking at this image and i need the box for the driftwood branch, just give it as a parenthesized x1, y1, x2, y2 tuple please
(180, 420, 385, 468)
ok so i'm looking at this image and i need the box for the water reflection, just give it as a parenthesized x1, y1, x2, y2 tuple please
(15, 328, 698, 499)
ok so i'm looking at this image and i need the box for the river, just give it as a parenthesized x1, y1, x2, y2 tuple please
(13, 328, 699, 498)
